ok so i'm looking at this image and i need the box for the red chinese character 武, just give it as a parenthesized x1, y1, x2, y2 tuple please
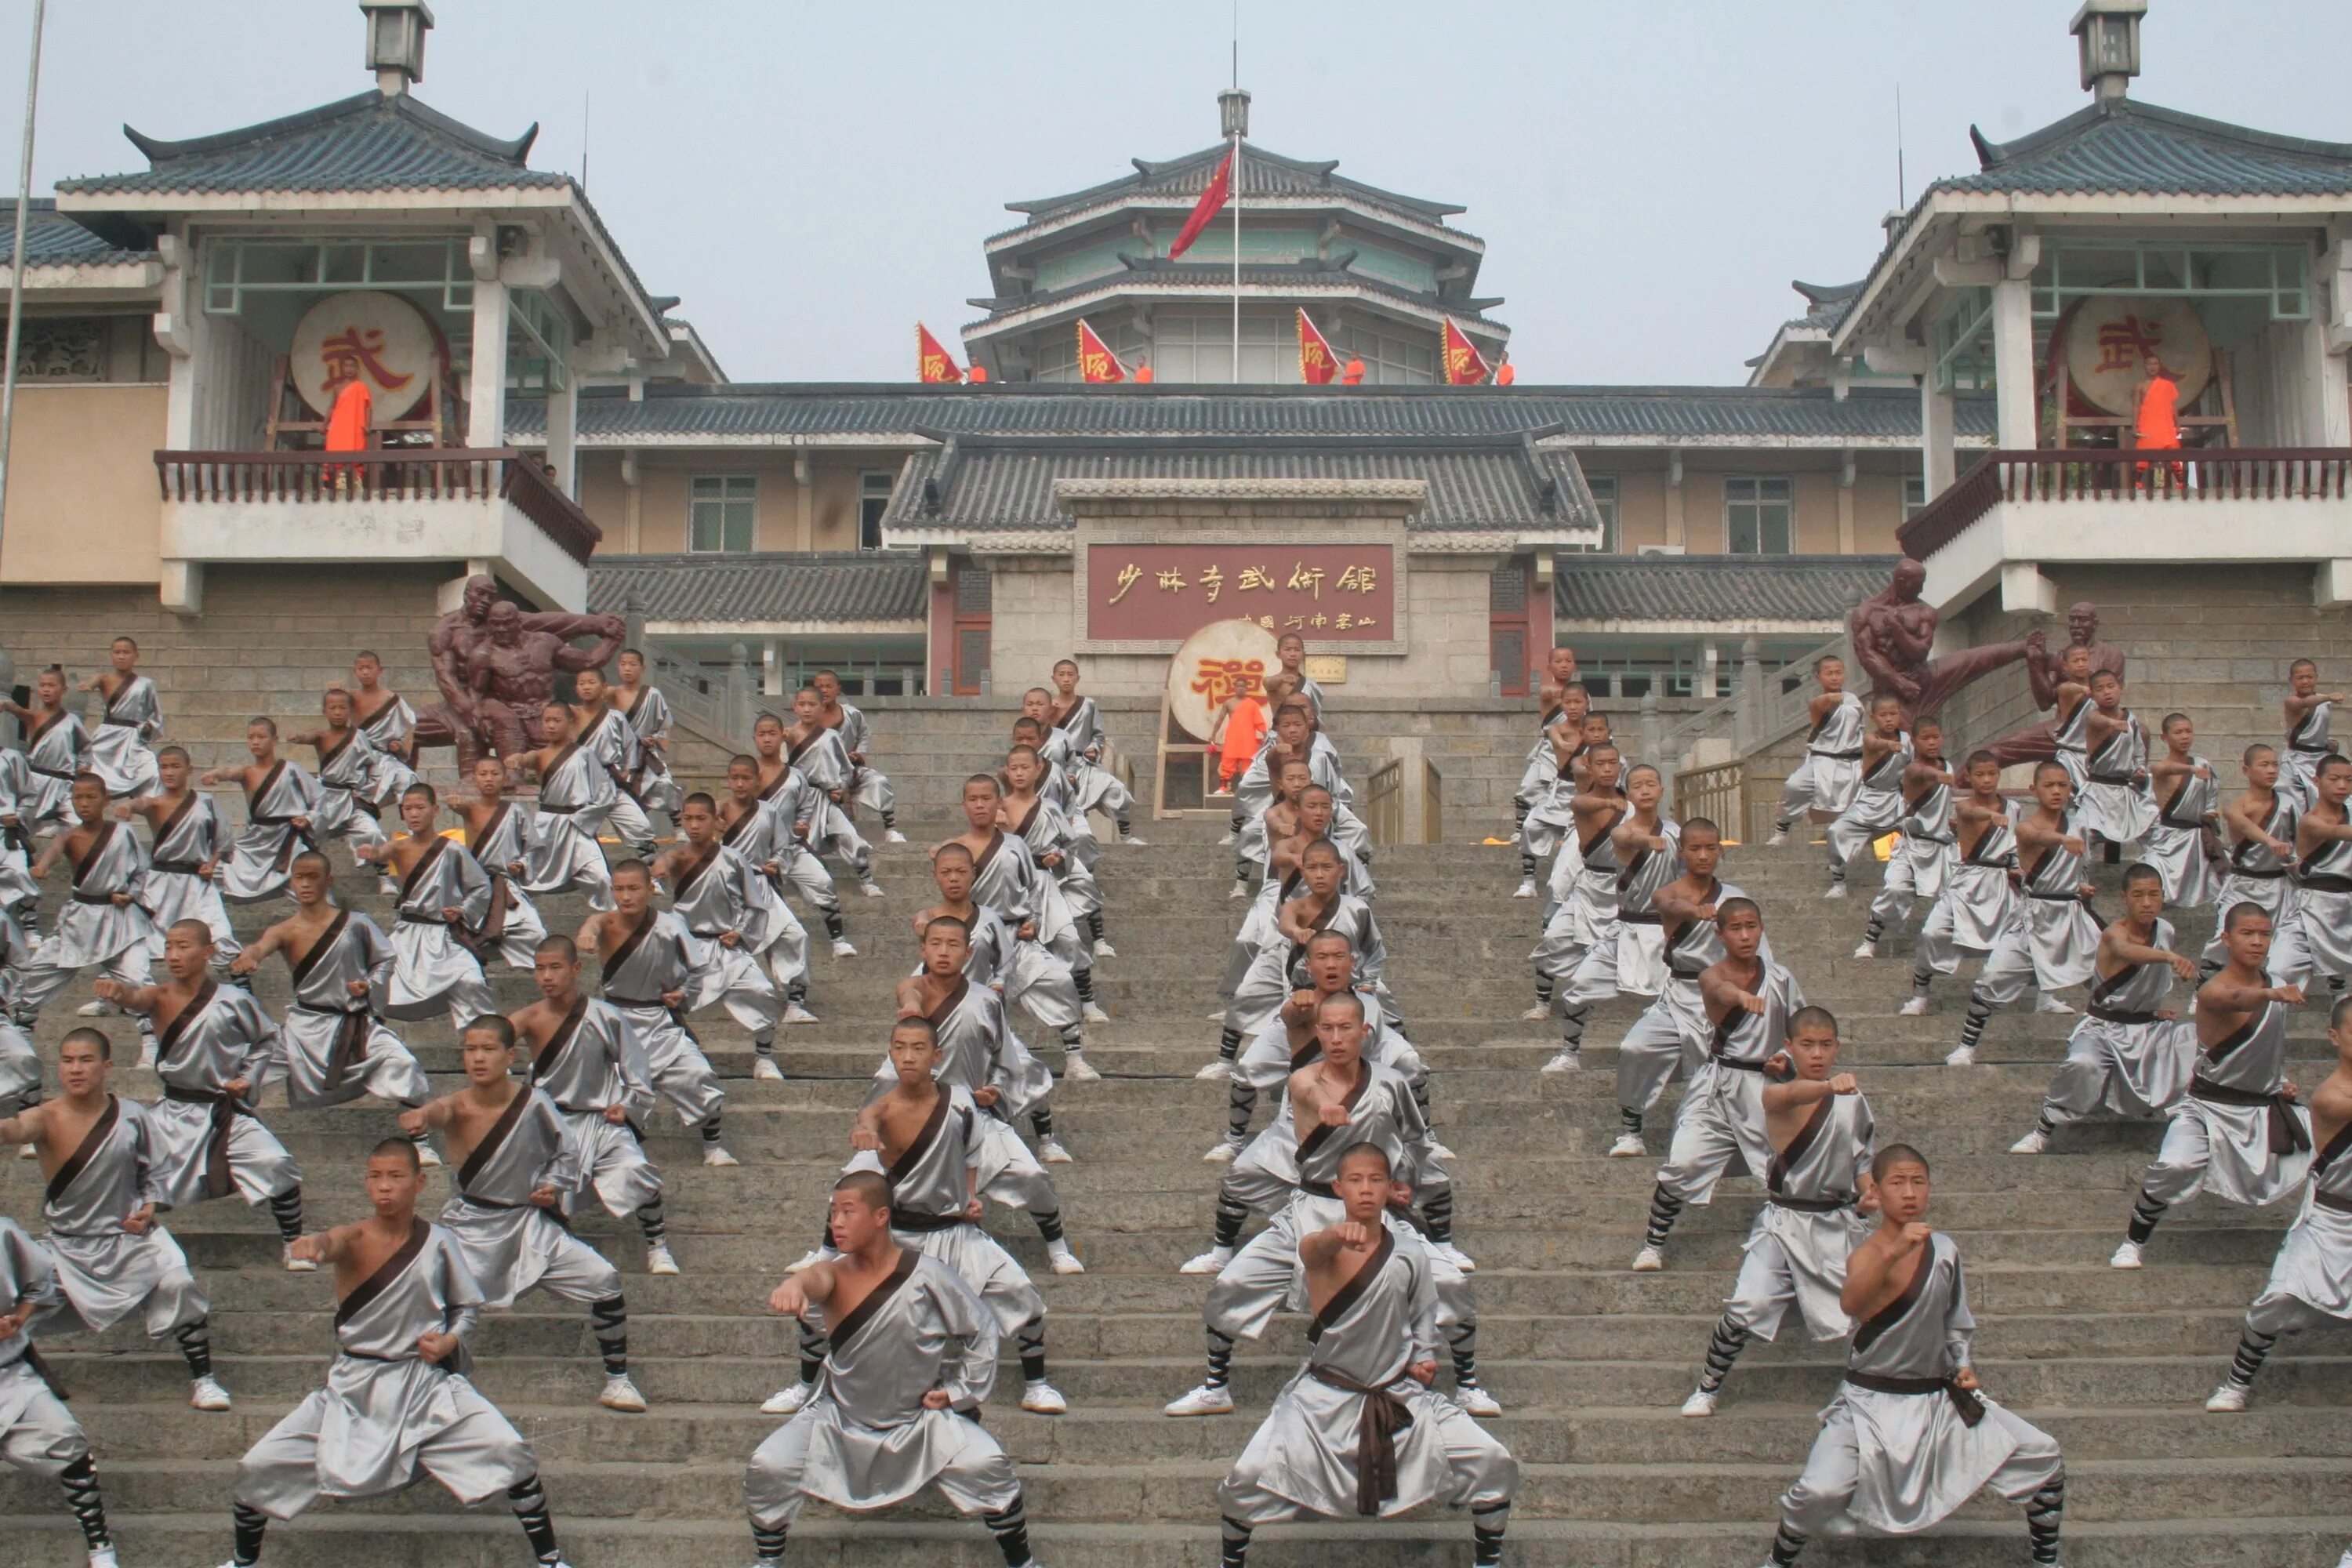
(319, 326, 416, 391)
(2092, 313, 2165, 376)
(1189, 657, 1266, 708)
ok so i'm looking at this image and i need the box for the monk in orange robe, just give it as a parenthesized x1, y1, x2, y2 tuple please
(323, 358, 371, 489)
(2133, 350, 2183, 488)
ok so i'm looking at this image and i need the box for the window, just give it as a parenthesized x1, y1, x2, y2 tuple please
(1563, 474, 1619, 554)
(858, 472, 894, 551)
(1903, 476, 1928, 520)
(1724, 477, 1794, 555)
(688, 475, 756, 553)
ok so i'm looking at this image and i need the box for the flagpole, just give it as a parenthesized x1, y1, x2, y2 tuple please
(1219, 86, 1248, 383)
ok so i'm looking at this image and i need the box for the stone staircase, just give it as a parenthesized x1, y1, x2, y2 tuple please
(3, 824, 2350, 1568)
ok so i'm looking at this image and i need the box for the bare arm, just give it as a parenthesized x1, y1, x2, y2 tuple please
(228, 920, 296, 977)
(287, 1220, 361, 1266)
(397, 1094, 460, 1134)
(0, 1102, 45, 1146)
(2013, 813, 2082, 854)
(1762, 1073, 1857, 1113)
(1841, 1222, 1932, 1319)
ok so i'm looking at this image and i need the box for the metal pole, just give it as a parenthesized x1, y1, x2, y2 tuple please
(0, 0, 47, 592)
(1230, 133, 1240, 383)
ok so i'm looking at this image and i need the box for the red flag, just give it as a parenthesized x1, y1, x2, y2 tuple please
(1076, 318, 1128, 383)
(1168, 147, 1234, 259)
(1442, 316, 1492, 386)
(916, 323, 964, 383)
(1297, 310, 1339, 385)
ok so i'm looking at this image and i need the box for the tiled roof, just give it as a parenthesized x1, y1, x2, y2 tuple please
(1946, 98, 2352, 198)
(1554, 554, 1899, 625)
(1787, 279, 1861, 333)
(966, 255, 1503, 328)
(520, 383, 1994, 444)
(1005, 142, 1470, 230)
(884, 433, 1597, 535)
(588, 551, 928, 625)
(56, 90, 563, 197)
(0, 199, 151, 265)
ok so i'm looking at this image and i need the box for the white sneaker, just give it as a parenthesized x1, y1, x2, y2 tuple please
(1853, 941, 1877, 959)
(1229, 880, 1250, 900)
(1093, 938, 1117, 958)
(1765, 829, 1789, 848)
(1428, 1140, 1457, 1161)
(704, 1144, 740, 1167)
(2110, 1240, 2145, 1270)
(1080, 1003, 1111, 1025)
(1045, 1240, 1086, 1276)
(1541, 1047, 1581, 1074)
(1020, 1378, 1069, 1414)
(1038, 1138, 1073, 1164)
(646, 1243, 681, 1276)
(1203, 1141, 1239, 1163)
(599, 1373, 649, 1411)
(1123, 834, 1149, 848)
(1062, 1051, 1103, 1081)
(830, 937, 858, 958)
(883, 829, 909, 844)
(1520, 1002, 1552, 1022)
(859, 881, 887, 898)
(1164, 1382, 1236, 1417)
(1607, 1132, 1647, 1158)
(1630, 1244, 1664, 1272)
(1456, 1383, 1502, 1417)
(1218, 831, 1236, 846)
(782, 1002, 820, 1025)
(761, 1381, 813, 1415)
(414, 1142, 442, 1168)
(1680, 1387, 1719, 1418)
(1824, 884, 1847, 900)
(1429, 1241, 1477, 1273)
(1899, 996, 1930, 1016)
(1512, 878, 1537, 899)
(76, 999, 118, 1018)
(1181, 1245, 1235, 1275)
(2204, 1381, 2249, 1413)
(1196, 1058, 1234, 1081)
(190, 1374, 234, 1411)
(752, 1057, 786, 1082)
(1206, 1009, 1227, 1024)
(1944, 1044, 1976, 1067)
(2009, 1129, 2050, 1156)
(2035, 994, 2074, 1014)
(89, 1550, 121, 1568)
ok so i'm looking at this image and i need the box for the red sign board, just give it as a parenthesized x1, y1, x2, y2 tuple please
(1082, 543, 1399, 643)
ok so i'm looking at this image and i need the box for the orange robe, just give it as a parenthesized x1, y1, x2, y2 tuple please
(2133, 374, 2180, 449)
(325, 378, 372, 452)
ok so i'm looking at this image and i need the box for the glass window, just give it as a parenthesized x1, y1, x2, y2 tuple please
(1563, 474, 1619, 554)
(1903, 476, 1927, 520)
(1724, 477, 1794, 555)
(688, 475, 756, 554)
(858, 471, 894, 552)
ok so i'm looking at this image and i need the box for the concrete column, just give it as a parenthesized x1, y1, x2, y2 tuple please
(466, 278, 510, 449)
(1639, 690, 1664, 774)
(1992, 276, 2037, 450)
(1920, 377, 1957, 496)
(1737, 635, 1763, 751)
(1664, 452, 1686, 546)
(619, 452, 642, 552)
(1836, 449, 1857, 554)
(795, 455, 814, 550)
(762, 639, 784, 698)
(544, 379, 578, 496)
(1701, 641, 1720, 700)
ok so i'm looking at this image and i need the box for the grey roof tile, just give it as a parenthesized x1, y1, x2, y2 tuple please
(966, 255, 1504, 329)
(1947, 98, 2352, 198)
(0, 199, 151, 265)
(587, 551, 928, 626)
(1005, 142, 1470, 230)
(1553, 554, 1899, 624)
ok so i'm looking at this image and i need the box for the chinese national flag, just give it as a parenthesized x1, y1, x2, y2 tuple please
(1167, 147, 1234, 259)
(916, 323, 964, 383)
(1297, 309, 1339, 385)
(1441, 316, 1492, 386)
(1076, 318, 1128, 383)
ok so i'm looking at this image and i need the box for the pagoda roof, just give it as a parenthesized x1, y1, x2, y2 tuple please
(1947, 96, 2352, 199)
(1554, 554, 1900, 627)
(961, 252, 1504, 336)
(997, 141, 1479, 245)
(589, 550, 927, 626)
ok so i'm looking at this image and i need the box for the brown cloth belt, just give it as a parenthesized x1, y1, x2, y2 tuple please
(1844, 1369, 1985, 1426)
(162, 1083, 244, 1200)
(889, 1210, 967, 1234)
(2315, 1190, 2352, 1216)
(1308, 1364, 1415, 1515)
(149, 858, 204, 876)
(2190, 1078, 2314, 1159)
(1768, 1193, 1853, 1214)
(294, 1004, 374, 1092)
(2089, 1006, 2158, 1025)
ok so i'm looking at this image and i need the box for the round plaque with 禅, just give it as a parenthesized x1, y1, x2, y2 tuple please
(289, 289, 445, 420)
(1167, 617, 1280, 742)
(2062, 293, 2212, 416)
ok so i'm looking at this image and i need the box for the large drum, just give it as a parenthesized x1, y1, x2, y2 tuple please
(1167, 618, 1280, 741)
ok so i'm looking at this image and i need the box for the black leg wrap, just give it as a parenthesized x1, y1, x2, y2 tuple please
(1864, 913, 1886, 944)
(637, 1197, 668, 1245)
(1446, 1319, 1479, 1387)
(1227, 1077, 1258, 1144)
(1769, 1523, 1809, 1566)
(1472, 1501, 1510, 1567)
(60, 1454, 110, 1552)
(1699, 1314, 1748, 1395)
(751, 1521, 789, 1563)
(232, 1499, 269, 1566)
(700, 1112, 724, 1144)
(174, 1316, 213, 1379)
(591, 1295, 628, 1375)
(1421, 1187, 1454, 1244)
(1533, 974, 1553, 1006)
(2229, 1324, 2278, 1388)
(1218, 1025, 1243, 1061)
(1033, 1208, 1065, 1246)
(983, 1495, 1032, 1568)
(1214, 1193, 1247, 1250)
(1205, 1327, 1236, 1388)
(797, 1319, 828, 1385)
(1087, 910, 1105, 945)
(2026, 1472, 2066, 1565)
(822, 909, 844, 941)
(1645, 1183, 1686, 1249)
(1620, 1105, 1644, 1137)
(1221, 1515, 1254, 1568)
(1018, 1317, 1047, 1384)
(1073, 968, 1096, 1005)
(1561, 1002, 1590, 1050)
(267, 1188, 304, 1244)
(1959, 992, 1994, 1051)
(2127, 1190, 2169, 1246)
(507, 1472, 561, 1565)
(1029, 1105, 1054, 1142)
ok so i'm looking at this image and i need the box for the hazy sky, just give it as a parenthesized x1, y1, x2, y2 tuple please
(0, 1, 2343, 385)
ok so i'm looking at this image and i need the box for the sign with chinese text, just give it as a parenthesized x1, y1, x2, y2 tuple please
(1081, 542, 1401, 649)
(2061, 294, 2212, 417)
(290, 290, 444, 421)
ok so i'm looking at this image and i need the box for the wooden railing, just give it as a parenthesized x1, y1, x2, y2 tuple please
(1898, 447, 2352, 561)
(1421, 756, 1443, 846)
(1364, 757, 1403, 847)
(154, 448, 604, 564)
(1671, 759, 1788, 846)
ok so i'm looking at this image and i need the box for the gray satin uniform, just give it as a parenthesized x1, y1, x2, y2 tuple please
(1727, 1091, 1875, 1344)
(34, 1094, 209, 1343)
(141, 789, 240, 958)
(524, 739, 616, 911)
(462, 801, 548, 970)
(219, 760, 323, 903)
(277, 910, 427, 1109)
(88, 674, 162, 799)
(2143, 760, 2220, 909)
(1656, 959, 1806, 1207)
(439, 1086, 618, 1311)
(874, 1083, 1044, 1337)
(0, 1214, 85, 1483)
(873, 980, 1057, 1217)
(2140, 999, 2315, 1210)
(382, 837, 495, 1029)
(2041, 920, 2195, 1126)
(528, 996, 662, 1221)
(596, 908, 728, 1130)
(147, 982, 302, 1210)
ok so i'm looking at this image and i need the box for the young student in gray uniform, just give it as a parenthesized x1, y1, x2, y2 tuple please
(121, 745, 241, 966)
(1213, 1141, 1518, 1568)
(2268, 751, 2352, 1003)
(1945, 762, 2101, 1065)
(568, 666, 657, 862)
(1855, 718, 1955, 957)
(2076, 670, 2157, 858)
(2198, 744, 2299, 985)
(2143, 714, 2221, 910)
(219, 1141, 575, 1568)
(1526, 742, 1630, 1073)
(205, 717, 323, 906)
(2010, 864, 2199, 1155)
(355, 784, 498, 1037)
(446, 755, 550, 972)
(1515, 673, 1592, 898)
(0, 1211, 122, 1568)
(1903, 750, 2020, 1017)
(401, 1016, 643, 1413)
(1212, 929, 1427, 1166)
(657, 793, 796, 1039)
(746, 1171, 1038, 1568)
(1609, 817, 1755, 1158)
(0, 908, 41, 1138)
(949, 772, 1105, 1073)
(1548, 764, 1679, 1076)
(578, 858, 738, 1166)
(2207, 993, 2352, 1411)
(1047, 659, 1143, 844)
(96, 921, 308, 1270)
(5, 1027, 227, 1411)
(514, 701, 616, 913)
(1635, 898, 1805, 1272)
(1822, 694, 1908, 899)
(82, 636, 162, 802)
(14, 774, 157, 1034)
(1767, 655, 1866, 844)
(1757, 1144, 2067, 1568)
(612, 648, 684, 820)
(717, 754, 854, 1021)
(1682, 1006, 1875, 1418)
(1512, 647, 1583, 894)
(2281, 657, 2343, 812)
(2113, 902, 2315, 1270)
(782, 689, 885, 895)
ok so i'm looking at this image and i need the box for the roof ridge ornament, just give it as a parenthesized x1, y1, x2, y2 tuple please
(2070, 0, 2144, 106)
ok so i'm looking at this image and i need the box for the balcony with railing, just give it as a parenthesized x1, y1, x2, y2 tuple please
(1896, 448, 2352, 613)
(154, 448, 602, 612)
